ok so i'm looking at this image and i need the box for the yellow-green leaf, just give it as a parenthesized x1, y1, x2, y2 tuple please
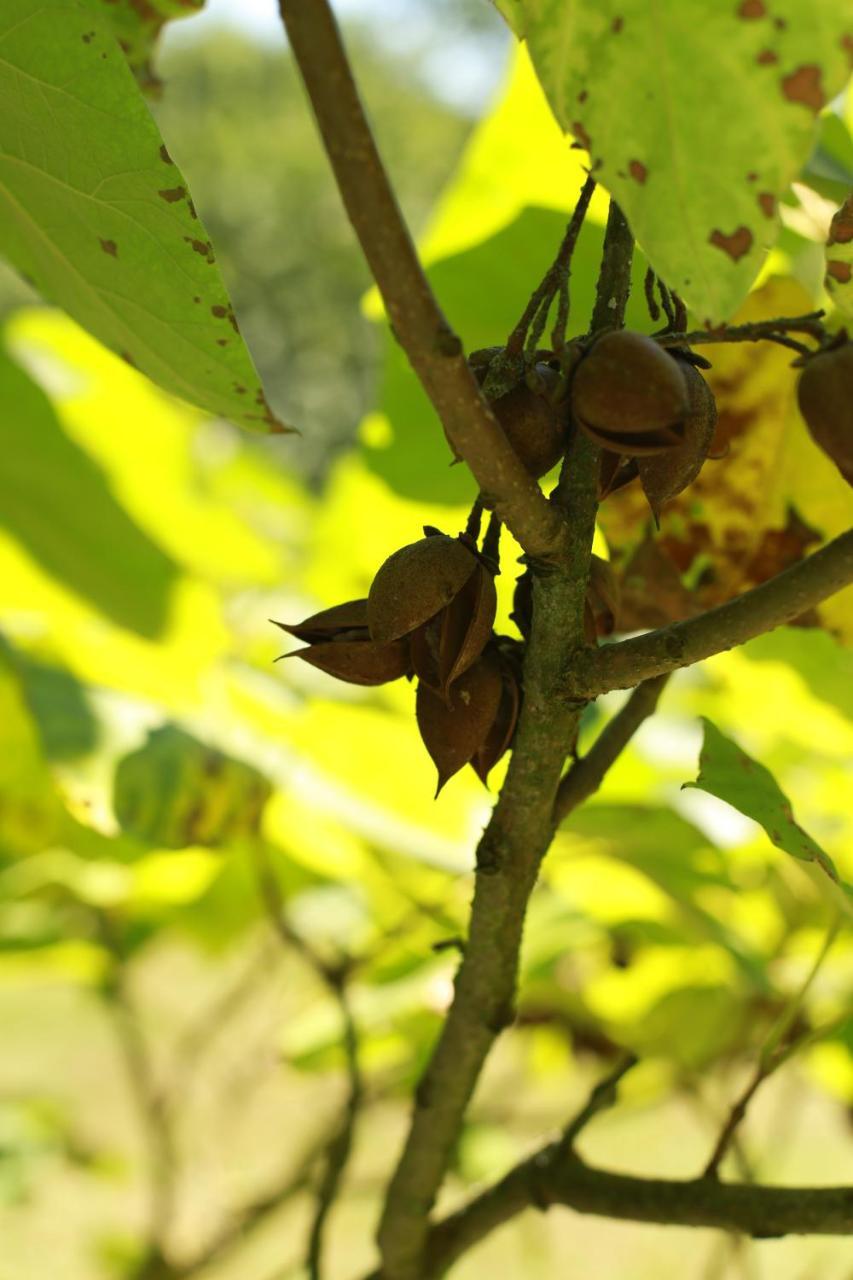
(518, 0, 852, 321)
(0, 0, 287, 432)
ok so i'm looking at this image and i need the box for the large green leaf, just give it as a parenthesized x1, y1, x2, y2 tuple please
(516, 0, 852, 322)
(0, 0, 287, 432)
(0, 345, 178, 636)
(686, 719, 853, 918)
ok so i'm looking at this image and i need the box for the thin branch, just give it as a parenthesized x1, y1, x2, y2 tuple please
(655, 311, 825, 350)
(413, 1155, 853, 1279)
(307, 979, 362, 1280)
(553, 674, 670, 823)
(376, 201, 634, 1280)
(277, 0, 565, 563)
(556, 1053, 638, 1152)
(568, 529, 853, 698)
(163, 935, 278, 1120)
(703, 916, 841, 1179)
(95, 917, 177, 1277)
(251, 843, 363, 1280)
(176, 1125, 333, 1278)
(505, 173, 596, 356)
(643, 267, 660, 323)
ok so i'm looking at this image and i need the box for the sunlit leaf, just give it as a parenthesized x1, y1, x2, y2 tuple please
(517, 0, 852, 321)
(0, 0, 286, 432)
(686, 718, 853, 918)
(114, 725, 271, 849)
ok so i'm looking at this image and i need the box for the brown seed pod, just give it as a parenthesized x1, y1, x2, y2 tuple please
(572, 330, 690, 455)
(410, 561, 497, 698)
(471, 656, 521, 786)
(585, 555, 620, 639)
(797, 341, 853, 487)
(416, 652, 504, 795)
(490, 364, 568, 477)
(367, 531, 478, 643)
(638, 358, 718, 518)
(271, 598, 369, 643)
(599, 450, 639, 499)
(278, 636, 410, 686)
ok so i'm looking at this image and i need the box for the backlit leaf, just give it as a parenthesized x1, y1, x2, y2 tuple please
(0, 0, 287, 432)
(686, 718, 853, 918)
(516, 0, 852, 321)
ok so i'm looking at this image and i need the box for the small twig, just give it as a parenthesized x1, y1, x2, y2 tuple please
(703, 916, 841, 1179)
(553, 674, 671, 824)
(481, 512, 502, 572)
(643, 267, 660, 323)
(176, 1129, 329, 1277)
(654, 311, 825, 351)
(163, 935, 279, 1120)
(657, 277, 676, 329)
(556, 1053, 638, 1153)
(670, 290, 688, 332)
(250, 843, 363, 1280)
(95, 915, 177, 1273)
(506, 173, 596, 357)
(464, 496, 484, 542)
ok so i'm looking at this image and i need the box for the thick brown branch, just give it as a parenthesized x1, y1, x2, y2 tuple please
(419, 1155, 853, 1278)
(277, 0, 565, 562)
(375, 203, 634, 1280)
(554, 674, 670, 823)
(569, 530, 853, 698)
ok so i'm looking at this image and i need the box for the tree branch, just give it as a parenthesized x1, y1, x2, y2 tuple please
(568, 530, 853, 698)
(375, 202, 634, 1280)
(554, 674, 670, 823)
(277, 0, 566, 563)
(655, 311, 825, 351)
(251, 843, 363, 1280)
(417, 1154, 853, 1278)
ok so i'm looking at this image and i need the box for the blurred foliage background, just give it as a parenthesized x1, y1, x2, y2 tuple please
(1, 4, 853, 1279)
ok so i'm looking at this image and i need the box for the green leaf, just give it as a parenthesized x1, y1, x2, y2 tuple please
(0, 0, 288, 433)
(686, 719, 853, 918)
(95, 0, 205, 92)
(0, 345, 179, 636)
(518, 0, 852, 322)
(113, 725, 271, 849)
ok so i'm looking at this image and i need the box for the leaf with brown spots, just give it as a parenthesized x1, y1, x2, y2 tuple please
(515, 0, 852, 320)
(780, 64, 826, 113)
(709, 226, 753, 261)
(0, 0, 289, 433)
